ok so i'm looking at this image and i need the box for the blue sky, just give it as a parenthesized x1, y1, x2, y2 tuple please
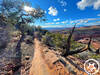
(27, 0, 100, 28)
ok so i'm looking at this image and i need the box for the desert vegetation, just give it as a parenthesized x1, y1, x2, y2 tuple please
(42, 24, 100, 56)
(0, 0, 100, 75)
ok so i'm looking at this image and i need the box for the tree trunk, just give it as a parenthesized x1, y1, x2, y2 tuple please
(14, 32, 25, 74)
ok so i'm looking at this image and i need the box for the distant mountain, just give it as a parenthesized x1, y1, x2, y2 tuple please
(50, 25, 100, 41)
(76, 25, 100, 30)
(43, 25, 100, 31)
(42, 27, 66, 31)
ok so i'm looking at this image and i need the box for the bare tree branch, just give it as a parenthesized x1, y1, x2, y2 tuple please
(87, 36, 100, 54)
(68, 45, 88, 55)
(96, 48, 100, 54)
(66, 24, 76, 51)
(87, 36, 93, 52)
(63, 24, 76, 56)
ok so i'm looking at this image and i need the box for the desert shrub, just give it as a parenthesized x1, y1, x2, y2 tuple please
(70, 41, 83, 50)
(74, 51, 89, 60)
(42, 32, 82, 51)
(89, 53, 100, 59)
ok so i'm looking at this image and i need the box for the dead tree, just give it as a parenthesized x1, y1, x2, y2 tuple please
(62, 24, 88, 57)
(62, 24, 100, 57)
(87, 36, 100, 54)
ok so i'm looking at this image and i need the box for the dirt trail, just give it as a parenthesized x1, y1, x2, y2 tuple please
(29, 38, 68, 75)
(29, 39, 50, 75)
(29, 38, 100, 75)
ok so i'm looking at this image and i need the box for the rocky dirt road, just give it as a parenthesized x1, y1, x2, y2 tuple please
(29, 38, 69, 75)
(29, 38, 100, 75)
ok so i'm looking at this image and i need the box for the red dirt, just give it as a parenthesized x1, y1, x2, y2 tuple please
(78, 38, 100, 49)
(29, 38, 69, 75)
(92, 42, 100, 49)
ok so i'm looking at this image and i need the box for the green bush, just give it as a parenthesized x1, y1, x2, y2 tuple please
(42, 32, 82, 51)
(90, 53, 100, 59)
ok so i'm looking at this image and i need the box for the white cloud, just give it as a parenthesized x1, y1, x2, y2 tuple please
(53, 18, 60, 21)
(43, 18, 100, 28)
(70, 21, 74, 24)
(61, 20, 68, 24)
(48, 6, 58, 16)
(56, 22, 60, 24)
(44, 18, 100, 28)
(84, 21, 100, 26)
(70, 18, 100, 25)
(86, 18, 100, 21)
(94, 0, 100, 9)
(77, 0, 100, 10)
(58, 0, 67, 7)
(64, 9, 67, 12)
(97, 14, 100, 16)
(76, 19, 88, 25)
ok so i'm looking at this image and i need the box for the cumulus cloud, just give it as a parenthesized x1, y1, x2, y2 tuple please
(48, 6, 58, 16)
(53, 18, 60, 21)
(77, 0, 100, 10)
(94, 0, 100, 9)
